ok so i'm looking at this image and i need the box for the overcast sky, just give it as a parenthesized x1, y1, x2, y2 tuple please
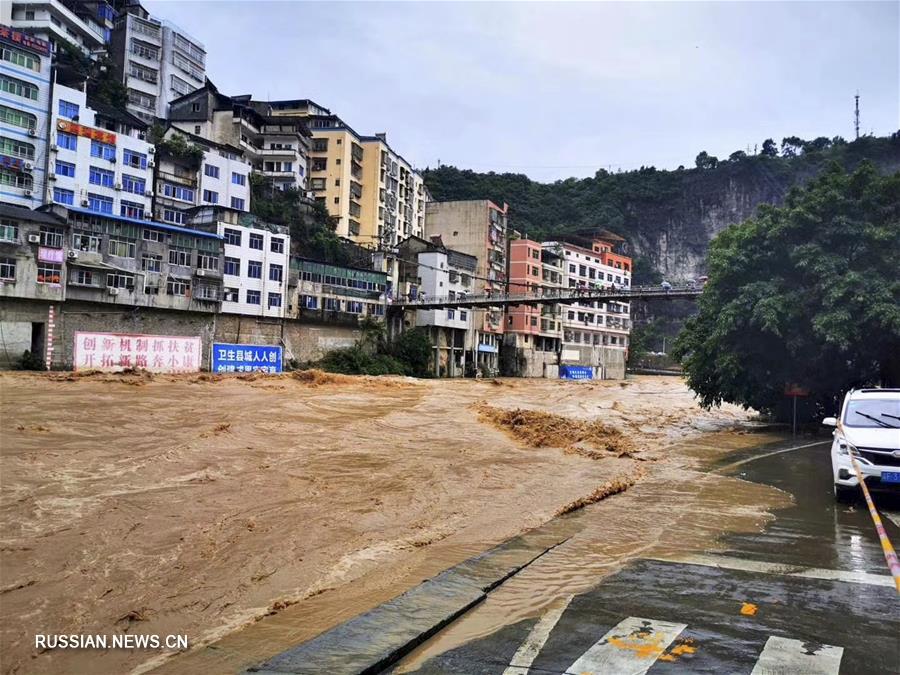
(144, 0, 899, 181)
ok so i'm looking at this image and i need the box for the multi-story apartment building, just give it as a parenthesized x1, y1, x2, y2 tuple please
(47, 82, 153, 220)
(168, 81, 311, 193)
(505, 237, 563, 358)
(549, 234, 633, 360)
(5, 0, 111, 56)
(109, 2, 205, 122)
(424, 199, 508, 374)
(291, 257, 387, 324)
(0, 25, 52, 208)
(266, 100, 426, 249)
(396, 235, 476, 377)
(186, 205, 289, 318)
(152, 125, 251, 226)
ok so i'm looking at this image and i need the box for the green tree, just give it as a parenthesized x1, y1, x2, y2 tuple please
(728, 150, 748, 162)
(695, 151, 719, 169)
(760, 138, 778, 157)
(673, 162, 900, 420)
(781, 136, 805, 158)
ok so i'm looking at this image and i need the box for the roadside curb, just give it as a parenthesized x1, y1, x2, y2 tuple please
(246, 532, 570, 674)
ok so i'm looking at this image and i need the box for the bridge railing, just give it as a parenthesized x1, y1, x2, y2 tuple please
(393, 284, 701, 307)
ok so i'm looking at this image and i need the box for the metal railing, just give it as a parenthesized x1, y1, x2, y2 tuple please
(391, 284, 702, 310)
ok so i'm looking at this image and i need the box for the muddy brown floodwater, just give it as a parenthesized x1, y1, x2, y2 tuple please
(0, 371, 766, 675)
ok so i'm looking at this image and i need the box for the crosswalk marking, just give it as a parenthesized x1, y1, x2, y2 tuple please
(750, 636, 844, 675)
(502, 596, 573, 675)
(564, 616, 687, 675)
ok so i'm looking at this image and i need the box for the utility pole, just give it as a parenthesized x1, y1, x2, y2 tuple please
(854, 91, 860, 140)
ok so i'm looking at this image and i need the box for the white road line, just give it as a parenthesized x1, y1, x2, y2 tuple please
(751, 636, 844, 675)
(564, 616, 686, 675)
(502, 595, 573, 675)
(882, 511, 900, 529)
(715, 441, 830, 473)
(649, 553, 895, 588)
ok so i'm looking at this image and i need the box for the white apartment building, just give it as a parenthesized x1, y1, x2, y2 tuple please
(549, 239, 633, 351)
(48, 82, 154, 219)
(110, 5, 205, 123)
(5, 0, 111, 56)
(0, 25, 52, 208)
(153, 126, 251, 226)
(219, 220, 290, 318)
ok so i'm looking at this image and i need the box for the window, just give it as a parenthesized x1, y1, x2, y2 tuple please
(0, 104, 36, 131)
(122, 174, 145, 195)
(269, 264, 283, 282)
(267, 292, 282, 309)
(310, 177, 326, 191)
(58, 100, 80, 119)
(246, 289, 261, 305)
(162, 184, 195, 202)
(224, 196, 243, 211)
(108, 237, 136, 258)
(0, 258, 15, 281)
(54, 160, 75, 177)
(162, 209, 186, 225)
(224, 257, 240, 276)
(347, 301, 362, 314)
(144, 284, 160, 295)
(0, 74, 38, 100)
(0, 220, 17, 242)
(143, 229, 164, 242)
(57, 131, 78, 151)
(120, 200, 144, 219)
(168, 247, 191, 266)
(88, 193, 114, 214)
(312, 138, 328, 152)
(130, 38, 158, 60)
(53, 187, 74, 205)
(448, 309, 455, 320)
(128, 60, 158, 84)
(0, 136, 34, 159)
(197, 253, 218, 271)
(142, 254, 161, 272)
(231, 172, 246, 186)
(249, 233, 263, 250)
(39, 226, 63, 248)
(204, 164, 220, 178)
(89, 166, 115, 187)
(194, 125, 201, 135)
(37, 263, 62, 284)
(223, 228, 241, 246)
(460, 310, 468, 321)
(90, 140, 116, 161)
(191, 103, 201, 112)
(1, 45, 40, 72)
(247, 260, 262, 279)
(72, 269, 95, 286)
(123, 149, 147, 170)
(166, 278, 188, 296)
(223, 287, 239, 302)
(202, 189, 218, 204)
(270, 238, 284, 254)
(312, 158, 327, 171)
(72, 230, 101, 252)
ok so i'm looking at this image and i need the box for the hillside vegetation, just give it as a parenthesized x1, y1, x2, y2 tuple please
(423, 134, 900, 283)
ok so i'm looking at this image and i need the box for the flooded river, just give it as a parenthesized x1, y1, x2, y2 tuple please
(0, 371, 772, 674)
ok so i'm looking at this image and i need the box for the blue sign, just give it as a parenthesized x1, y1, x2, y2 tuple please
(212, 342, 282, 374)
(560, 365, 593, 380)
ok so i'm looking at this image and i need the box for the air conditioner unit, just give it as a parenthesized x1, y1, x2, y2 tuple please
(28, 128, 37, 137)
(145, 190, 154, 197)
(24, 162, 33, 172)
(48, 173, 57, 181)
(24, 189, 33, 196)
(50, 144, 58, 152)
(67, 250, 79, 260)
(108, 287, 120, 296)
(27, 234, 40, 244)
(110, 157, 117, 163)
(196, 269, 206, 277)
(81, 199, 90, 206)
(148, 160, 155, 168)
(148, 147, 155, 154)
(114, 183, 122, 190)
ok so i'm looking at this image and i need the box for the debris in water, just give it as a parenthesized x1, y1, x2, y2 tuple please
(740, 602, 758, 616)
(555, 473, 641, 516)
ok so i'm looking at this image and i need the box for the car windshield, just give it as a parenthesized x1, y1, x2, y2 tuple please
(843, 398, 900, 428)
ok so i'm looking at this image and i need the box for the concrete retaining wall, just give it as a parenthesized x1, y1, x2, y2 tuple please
(0, 298, 362, 370)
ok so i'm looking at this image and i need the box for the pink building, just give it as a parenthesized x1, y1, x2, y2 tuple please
(505, 237, 563, 358)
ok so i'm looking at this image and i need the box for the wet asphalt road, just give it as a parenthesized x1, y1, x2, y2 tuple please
(400, 441, 900, 674)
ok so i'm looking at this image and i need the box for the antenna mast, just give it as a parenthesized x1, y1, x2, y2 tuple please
(854, 91, 860, 140)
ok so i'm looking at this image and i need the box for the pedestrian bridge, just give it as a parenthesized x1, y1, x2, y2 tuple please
(390, 284, 702, 310)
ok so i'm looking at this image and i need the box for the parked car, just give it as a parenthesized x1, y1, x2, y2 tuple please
(823, 388, 900, 501)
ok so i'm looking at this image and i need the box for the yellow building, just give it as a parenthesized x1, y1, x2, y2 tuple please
(266, 100, 426, 249)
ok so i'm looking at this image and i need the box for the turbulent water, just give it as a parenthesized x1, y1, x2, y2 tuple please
(0, 372, 767, 674)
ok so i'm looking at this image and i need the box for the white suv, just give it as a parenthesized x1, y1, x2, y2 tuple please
(823, 388, 900, 501)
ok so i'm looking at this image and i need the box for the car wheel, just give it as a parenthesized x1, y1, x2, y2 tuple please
(834, 484, 857, 502)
